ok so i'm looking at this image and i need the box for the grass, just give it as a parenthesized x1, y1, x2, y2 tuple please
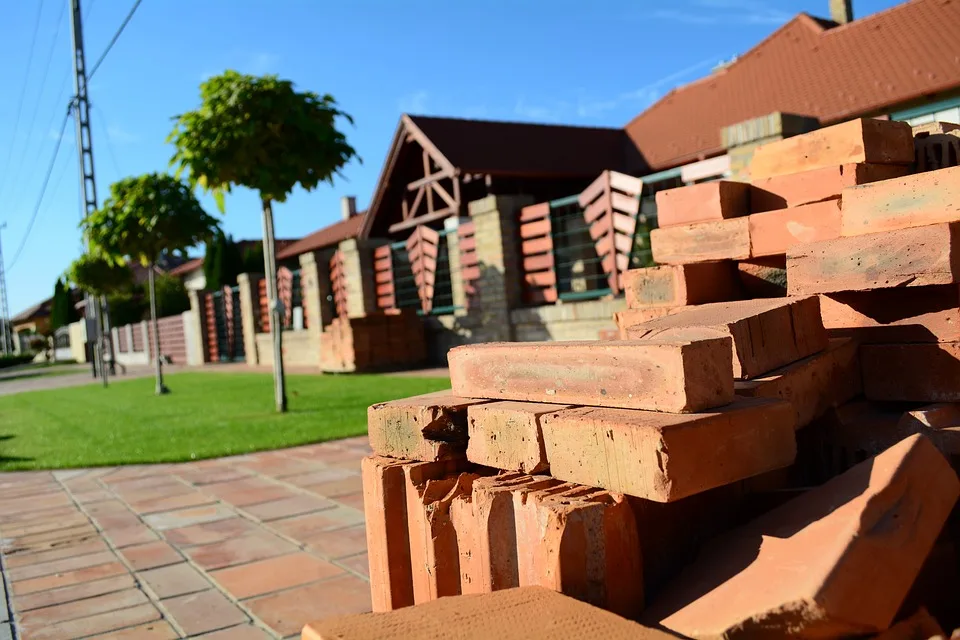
(0, 372, 450, 471)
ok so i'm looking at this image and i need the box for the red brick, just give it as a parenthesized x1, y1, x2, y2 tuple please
(749, 118, 915, 180)
(302, 586, 675, 640)
(626, 296, 828, 379)
(648, 435, 959, 638)
(622, 262, 742, 309)
(138, 563, 212, 599)
(897, 404, 960, 456)
(735, 338, 861, 429)
(449, 337, 734, 413)
(246, 574, 372, 637)
(118, 540, 182, 571)
(211, 552, 343, 600)
(654, 180, 750, 227)
(651, 217, 750, 264)
(748, 199, 841, 258)
(467, 402, 570, 474)
(786, 222, 960, 295)
(737, 256, 787, 298)
(367, 391, 486, 461)
(540, 398, 795, 502)
(613, 307, 678, 338)
(162, 589, 249, 636)
(361, 456, 414, 612)
(862, 342, 960, 402)
(18, 603, 161, 640)
(874, 608, 944, 640)
(819, 285, 960, 343)
(751, 162, 909, 212)
(841, 165, 960, 237)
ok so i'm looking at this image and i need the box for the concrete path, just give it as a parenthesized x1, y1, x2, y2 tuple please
(0, 365, 184, 398)
(0, 438, 372, 639)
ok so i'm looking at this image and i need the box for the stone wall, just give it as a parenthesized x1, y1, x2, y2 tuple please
(254, 330, 318, 368)
(510, 298, 625, 342)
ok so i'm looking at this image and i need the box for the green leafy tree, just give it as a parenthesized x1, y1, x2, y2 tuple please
(82, 173, 220, 395)
(169, 70, 359, 412)
(147, 273, 190, 317)
(204, 231, 245, 290)
(203, 231, 222, 289)
(66, 253, 133, 296)
(241, 243, 264, 276)
(50, 279, 78, 331)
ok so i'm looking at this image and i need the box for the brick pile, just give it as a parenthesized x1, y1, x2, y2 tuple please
(320, 310, 426, 373)
(345, 118, 960, 640)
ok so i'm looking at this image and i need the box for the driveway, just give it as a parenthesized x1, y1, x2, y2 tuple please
(0, 437, 371, 639)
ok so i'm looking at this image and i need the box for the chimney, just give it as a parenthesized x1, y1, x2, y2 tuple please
(340, 195, 357, 221)
(829, 0, 853, 24)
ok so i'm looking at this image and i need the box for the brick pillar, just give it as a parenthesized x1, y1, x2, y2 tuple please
(444, 217, 469, 316)
(236, 273, 261, 366)
(468, 194, 534, 342)
(187, 289, 209, 364)
(340, 238, 377, 319)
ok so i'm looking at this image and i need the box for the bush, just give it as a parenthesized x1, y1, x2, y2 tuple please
(0, 354, 36, 369)
(148, 274, 190, 317)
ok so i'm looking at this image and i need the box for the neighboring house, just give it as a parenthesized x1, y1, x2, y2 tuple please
(10, 298, 53, 354)
(170, 240, 298, 291)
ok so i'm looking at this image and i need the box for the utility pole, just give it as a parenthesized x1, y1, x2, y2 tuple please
(0, 223, 11, 355)
(68, 0, 108, 386)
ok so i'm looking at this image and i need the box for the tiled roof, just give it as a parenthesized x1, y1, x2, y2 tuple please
(12, 298, 53, 323)
(276, 214, 365, 260)
(168, 257, 203, 276)
(624, 0, 960, 170)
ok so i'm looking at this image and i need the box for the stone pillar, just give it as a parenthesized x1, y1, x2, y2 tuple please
(182, 310, 201, 366)
(124, 324, 134, 354)
(298, 253, 324, 367)
(467, 194, 534, 342)
(444, 217, 469, 315)
(140, 321, 151, 358)
(315, 249, 334, 328)
(187, 289, 208, 364)
(236, 274, 260, 366)
(340, 238, 377, 319)
(111, 327, 120, 353)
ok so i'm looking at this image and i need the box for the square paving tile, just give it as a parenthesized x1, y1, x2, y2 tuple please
(210, 552, 344, 600)
(127, 491, 218, 515)
(143, 504, 236, 531)
(304, 525, 368, 560)
(102, 524, 160, 548)
(337, 552, 370, 579)
(188, 624, 273, 639)
(137, 563, 212, 599)
(163, 517, 258, 547)
(241, 495, 335, 522)
(283, 467, 360, 489)
(118, 540, 183, 571)
(336, 492, 366, 512)
(161, 589, 248, 636)
(245, 574, 372, 637)
(185, 532, 298, 571)
(303, 475, 363, 498)
(203, 478, 297, 507)
(269, 506, 364, 542)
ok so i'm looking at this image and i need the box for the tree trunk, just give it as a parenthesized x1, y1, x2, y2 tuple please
(261, 198, 287, 413)
(102, 295, 116, 376)
(94, 296, 108, 387)
(149, 264, 169, 395)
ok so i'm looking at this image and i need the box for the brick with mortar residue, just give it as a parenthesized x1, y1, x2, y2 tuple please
(622, 262, 742, 309)
(539, 398, 796, 502)
(654, 180, 750, 228)
(651, 218, 750, 264)
(449, 337, 734, 413)
(361, 456, 415, 612)
(625, 296, 827, 379)
(467, 402, 571, 474)
(748, 199, 841, 258)
(751, 162, 910, 212)
(367, 391, 487, 461)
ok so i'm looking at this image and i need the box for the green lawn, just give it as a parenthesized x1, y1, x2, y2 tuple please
(0, 372, 450, 471)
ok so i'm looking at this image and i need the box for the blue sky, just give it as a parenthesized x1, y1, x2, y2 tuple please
(0, 0, 903, 315)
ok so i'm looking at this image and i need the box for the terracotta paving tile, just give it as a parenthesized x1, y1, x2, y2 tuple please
(109, 478, 189, 500)
(137, 563, 213, 599)
(163, 517, 258, 547)
(284, 467, 359, 489)
(0, 513, 90, 538)
(143, 504, 236, 531)
(127, 491, 218, 515)
(304, 525, 368, 560)
(337, 552, 370, 579)
(72, 489, 115, 504)
(84, 620, 179, 639)
(239, 456, 322, 478)
(285, 446, 362, 464)
(2, 524, 98, 551)
(118, 540, 182, 571)
(210, 552, 344, 600)
(161, 589, 249, 636)
(269, 506, 364, 542)
(206, 480, 298, 508)
(242, 495, 335, 522)
(0, 505, 77, 527)
(3, 537, 109, 569)
(329, 458, 365, 472)
(335, 492, 366, 512)
(0, 493, 74, 515)
(185, 531, 297, 571)
(17, 602, 161, 640)
(101, 465, 175, 483)
(8, 550, 119, 583)
(102, 524, 160, 548)
(11, 561, 129, 596)
(245, 574, 372, 637)
(15, 574, 136, 612)
(174, 466, 255, 486)
(303, 475, 363, 499)
(18, 588, 148, 628)
(189, 624, 274, 639)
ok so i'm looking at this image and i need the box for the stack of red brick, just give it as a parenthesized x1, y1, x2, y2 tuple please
(320, 311, 426, 372)
(354, 118, 960, 639)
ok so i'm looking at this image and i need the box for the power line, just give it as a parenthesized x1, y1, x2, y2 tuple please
(6, 108, 73, 272)
(0, 0, 48, 206)
(88, 0, 144, 79)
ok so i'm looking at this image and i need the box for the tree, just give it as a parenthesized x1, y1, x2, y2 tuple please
(241, 243, 264, 276)
(148, 274, 190, 317)
(203, 231, 222, 289)
(50, 279, 78, 331)
(204, 231, 245, 290)
(169, 70, 359, 412)
(82, 173, 220, 395)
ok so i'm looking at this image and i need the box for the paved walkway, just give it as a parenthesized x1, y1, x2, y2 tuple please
(0, 438, 372, 639)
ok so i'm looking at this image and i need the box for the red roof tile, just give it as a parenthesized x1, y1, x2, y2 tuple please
(168, 257, 204, 276)
(625, 0, 960, 170)
(276, 214, 365, 260)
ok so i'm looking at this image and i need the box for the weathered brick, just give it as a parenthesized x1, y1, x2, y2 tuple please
(735, 338, 860, 428)
(862, 342, 960, 402)
(538, 398, 795, 502)
(897, 404, 960, 456)
(654, 180, 750, 228)
(873, 608, 944, 640)
(625, 296, 827, 379)
(613, 308, 677, 338)
(749, 118, 915, 180)
(449, 337, 734, 413)
(737, 256, 787, 298)
(751, 163, 909, 212)
(841, 165, 960, 237)
(748, 199, 841, 258)
(622, 262, 742, 309)
(648, 434, 960, 638)
(819, 285, 960, 343)
(368, 391, 486, 461)
(651, 218, 750, 264)
(360, 456, 414, 612)
(787, 222, 960, 295)
(302, 586, 676, 640)
(466, 402, 569, 474)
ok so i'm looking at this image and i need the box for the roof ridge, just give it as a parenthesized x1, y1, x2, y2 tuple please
(822, 0, 937, 36)
(406, 113, 621, 133)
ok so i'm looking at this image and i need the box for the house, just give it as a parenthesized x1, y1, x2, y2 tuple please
(169, 239, 298, 291)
